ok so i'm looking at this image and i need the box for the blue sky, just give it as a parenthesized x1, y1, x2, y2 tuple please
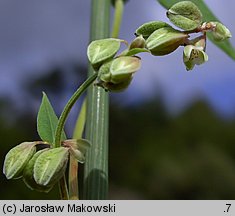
(0, 0, 235, 118)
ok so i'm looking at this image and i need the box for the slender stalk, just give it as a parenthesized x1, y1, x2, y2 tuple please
(54, 73, 97, 148)
(54, 73, 97, 200)
(83, 0, 111, 200)
(111, 0, 124, 38)
(69, 99, 87, 200)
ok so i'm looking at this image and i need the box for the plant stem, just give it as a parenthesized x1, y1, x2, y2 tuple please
(112, 0, 124, 38)
(83, 0, 111, 200)
(83, 0, 124, 200)
(69, 99, 87, 200)
(54, 73, 97, 148)
(54, 73, 97, 200)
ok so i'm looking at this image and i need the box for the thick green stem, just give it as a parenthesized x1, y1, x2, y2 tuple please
(83, 0, 111, 200)
(112, 0, 124, 38)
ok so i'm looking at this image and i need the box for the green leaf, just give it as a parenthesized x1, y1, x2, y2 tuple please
(37, 92, 66, 144)
(157, 0, 235, 60)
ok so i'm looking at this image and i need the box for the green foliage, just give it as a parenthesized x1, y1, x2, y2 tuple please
(37, 92, 66, 144)
(157, 0, 235, 59)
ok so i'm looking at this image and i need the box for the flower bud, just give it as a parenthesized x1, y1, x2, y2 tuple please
(33, 147, 69, 186)
(135, 21, 171, 39)
(183, 45, 208, 71)
(130, 35, 146, 49)
(87, 38, 126, 71)
(99, 56, 141, 82)
(210, 22, 232, 41)
(97, 56, 140, 92)
(110, 56, 141, 84)
(99, 77, 133, 92)
(146, 27, 188, 56)
(23, 149, 53, 193)
(167, 1, 202, 31)
(3, 142, 36, 179)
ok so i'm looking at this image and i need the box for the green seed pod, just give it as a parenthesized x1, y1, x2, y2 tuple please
(135, 21, 171, 39)
(3, 142, 36, 179)
(87, 38, 126, 71)
(98, 60, 113, 83)
(110, 56, 141, 84)
(146, 27, 188, 56)
(210, 22, 232, 41)
(167, 1, 202, 31)
(63, 139, 91, 163)
(130, 35, 146, 49)
(33, 147, 69, 186)
(23, 149, 53, 193)
(183, 45, 208, 71)
(97, 56, 140, 92)
(101, 77, 133, 92)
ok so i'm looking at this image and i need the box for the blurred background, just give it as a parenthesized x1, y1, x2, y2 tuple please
(1, 0, 235, 199)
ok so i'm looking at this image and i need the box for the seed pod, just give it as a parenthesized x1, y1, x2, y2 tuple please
(23, 149, 53, 193)
(34, 147, 69, 186)
(101, 77, 133, 92)
(87, 38, 126, 71)
(130, 35, 146, 49)
(97, 56, 140, 92)
(99, 56, 141, 83)
(3, 142, 36, 179)
(135, 21, 171, 39)
(210, 22, 232, 41)
(183, 45, 208, 71)
(167, 1, 202, 31)
(110, 56, 141, 84)
(146, 27, 188, 56)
